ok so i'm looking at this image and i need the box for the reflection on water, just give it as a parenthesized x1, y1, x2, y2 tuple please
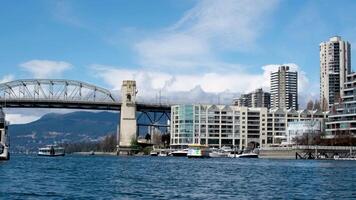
(0, 155, 356, 199)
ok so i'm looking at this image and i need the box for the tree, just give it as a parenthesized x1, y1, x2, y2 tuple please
(306, 100, 314, 110)
(313, 100, 321, 110)
(161, 133, 170, 147)
(145, 133, 151, 141)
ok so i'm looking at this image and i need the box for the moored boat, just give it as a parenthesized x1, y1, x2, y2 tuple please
(235, 152, 259, 158)
(209, 146, 232, 158)
(150, 151, 158, 156)
(171, 149, 188, 157)
(228, 151, 259, 158)
(38, 145, 65, 157)
(187, 144, 210, 158)
(334, 155, 356, 160)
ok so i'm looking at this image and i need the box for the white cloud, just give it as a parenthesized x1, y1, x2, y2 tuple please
(51, 1, 86, 29)
(6, 114, 40, 125)
(135, 0, 279, 70)
(92, 65, 268, 105)
(20, 60, 72, 78)
(93, 63, 316, 107)
(93, 65, 263, 92)
(0, 75, 15, 83)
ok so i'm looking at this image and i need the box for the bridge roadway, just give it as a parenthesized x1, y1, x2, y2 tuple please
(0, 99, 171, 112)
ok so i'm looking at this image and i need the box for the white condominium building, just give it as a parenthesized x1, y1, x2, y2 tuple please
(320, 36, 351, 110)
(170, 105, 326, 150)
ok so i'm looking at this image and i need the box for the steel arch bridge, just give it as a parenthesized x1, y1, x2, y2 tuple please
(0, 79, 171, 127)
(0, 79, 120, 110)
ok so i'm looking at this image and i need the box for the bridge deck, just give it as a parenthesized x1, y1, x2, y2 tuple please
(0, 99, 171, 111)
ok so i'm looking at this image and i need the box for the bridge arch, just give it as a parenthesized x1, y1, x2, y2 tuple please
(0, 79, 119, 110)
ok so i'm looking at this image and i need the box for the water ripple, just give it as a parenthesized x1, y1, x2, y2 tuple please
(0, 155, 356, 199)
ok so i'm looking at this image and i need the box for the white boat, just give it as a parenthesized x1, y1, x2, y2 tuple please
(0, 109, 9, 160)
(209, 146, 232, 158)
(187, 144, 210, 158)
(334, 155, 356, 161)
(158, 150, 168, 157)
(150, 151, 158, 156)
(171, 149, 188, 157)
(38, 145, 65, 157)
(229, 151, 259, 158)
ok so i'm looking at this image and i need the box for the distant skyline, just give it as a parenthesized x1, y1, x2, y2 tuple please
(1, 0, 356, 123)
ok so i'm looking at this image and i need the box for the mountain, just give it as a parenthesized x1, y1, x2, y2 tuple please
(9, 112, 118, 152)
(9, 111, 169, 152)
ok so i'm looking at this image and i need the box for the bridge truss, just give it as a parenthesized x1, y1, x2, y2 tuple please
(0, 79, 119, 110)
(0, 79, 171, 133)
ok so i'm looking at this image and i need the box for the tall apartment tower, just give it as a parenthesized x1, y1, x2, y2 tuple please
(320, 36, 351, 111)
(270, 65, 298, 110)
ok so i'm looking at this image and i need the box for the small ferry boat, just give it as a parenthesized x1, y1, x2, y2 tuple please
(171, 149, 188, 157)
(187, 144, 210, 158)
(0, 109, 9, 160)
(38, 145, 65, 157)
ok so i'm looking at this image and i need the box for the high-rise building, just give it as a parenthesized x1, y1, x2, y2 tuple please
(233, 88, 271, 109)
(320, 36, 351, 110)
(270, 65, 298, 110)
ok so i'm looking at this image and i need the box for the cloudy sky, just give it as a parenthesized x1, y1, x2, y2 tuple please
(1, 0, 356, 124)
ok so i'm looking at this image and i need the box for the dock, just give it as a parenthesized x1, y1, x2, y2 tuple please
(259, 145, 356, 159)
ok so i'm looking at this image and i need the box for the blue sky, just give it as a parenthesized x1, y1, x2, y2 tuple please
(1, 0, 356, 123)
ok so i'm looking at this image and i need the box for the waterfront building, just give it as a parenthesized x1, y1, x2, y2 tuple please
(233, 88, 271, 109)
(326, 72, 356, 136)
(170, 105, 326, 150)
(270, 65, 298, 110)
(320, 36, 351, 110)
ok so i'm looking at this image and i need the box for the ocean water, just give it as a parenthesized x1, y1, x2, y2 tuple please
(0, 154, 356, 200)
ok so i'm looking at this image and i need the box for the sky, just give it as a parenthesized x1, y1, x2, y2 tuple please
(1, 0, 356, 124)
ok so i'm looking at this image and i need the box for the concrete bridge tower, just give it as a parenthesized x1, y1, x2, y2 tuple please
(118, 80, 137, 153)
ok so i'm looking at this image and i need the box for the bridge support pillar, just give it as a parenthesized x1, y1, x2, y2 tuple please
(117, 80, 137, 155)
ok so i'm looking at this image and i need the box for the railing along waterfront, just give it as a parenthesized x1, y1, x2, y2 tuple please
(260, 145, 356, 151)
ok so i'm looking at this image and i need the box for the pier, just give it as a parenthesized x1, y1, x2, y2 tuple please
(259, 145, 356, 159)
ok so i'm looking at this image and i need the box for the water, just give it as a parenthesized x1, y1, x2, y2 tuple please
(1, 155, 356, 200)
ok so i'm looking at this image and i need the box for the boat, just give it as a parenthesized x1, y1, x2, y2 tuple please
(38, 145, 65, 157)
(0, 109, 9, 160)
(235, 152, 259, 158)
(158, 150, 168, 157)
(209, 146, 232, 158)
(334, 155, 356, 161)
(171, 149, 188, 157)
(187, 144, 210, 158)
(228, 151, 259, 158)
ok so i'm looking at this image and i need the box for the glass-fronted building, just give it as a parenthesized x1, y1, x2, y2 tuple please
(170, 105, 326, 150)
